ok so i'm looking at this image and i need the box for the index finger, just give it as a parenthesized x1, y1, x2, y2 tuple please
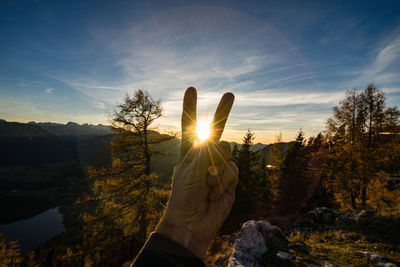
(181, 87, 197, 159)
(210, 92, 234, 144)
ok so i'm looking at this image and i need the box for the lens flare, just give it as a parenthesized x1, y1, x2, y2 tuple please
(196, 120, 211, 142)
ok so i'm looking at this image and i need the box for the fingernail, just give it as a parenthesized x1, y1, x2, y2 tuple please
(208, 166, 218, 176)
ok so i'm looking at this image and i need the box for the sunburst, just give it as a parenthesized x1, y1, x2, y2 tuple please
(196, 119, 211, 142)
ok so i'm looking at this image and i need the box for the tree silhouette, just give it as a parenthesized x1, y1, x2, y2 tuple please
(324, 84, 400, 208)
(274, 129, 308, 214)
(228, 130, 260, 226)
(81, 89, 172, 265)
(109, 89, 173, 175)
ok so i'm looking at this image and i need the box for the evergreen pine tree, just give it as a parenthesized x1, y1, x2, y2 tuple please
(274, 129, 308, 214)
(228, 130, 260, 226)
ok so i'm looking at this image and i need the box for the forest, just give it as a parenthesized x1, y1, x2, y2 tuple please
(1, 84, 399, 266)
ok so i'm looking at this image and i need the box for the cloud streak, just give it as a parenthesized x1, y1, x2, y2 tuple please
(355, 30, 400, 87)
(45, 88, 54, 94)
(53, 6, 322, 141)
(12, 5, 398, 143)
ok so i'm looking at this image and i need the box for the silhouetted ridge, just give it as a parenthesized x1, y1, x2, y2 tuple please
(29, 121, 111, 143)
(0, 120, 76, 166)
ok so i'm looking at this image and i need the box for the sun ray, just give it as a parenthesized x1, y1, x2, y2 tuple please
(196, 120, 211, 142)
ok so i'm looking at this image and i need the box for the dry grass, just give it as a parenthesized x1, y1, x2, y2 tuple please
(204, 235, 233, 267)
(287, 230, 399, 266)
(205, 209, 400, 266)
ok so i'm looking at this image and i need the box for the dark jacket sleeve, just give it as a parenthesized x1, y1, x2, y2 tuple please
(132, 232, 205, 267)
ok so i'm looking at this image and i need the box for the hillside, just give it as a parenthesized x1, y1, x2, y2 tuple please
(75, 134, 113, 167)
(0, 120, 76, 166)
(256, 142, 294, 161)
(0, 119, 295, 175)
(151, 136, 180, 182)
(0, 119, 291, 178)
(76, 131, 180, 181)
(229, 141, 294, 163)
(0, 120, 114, 167)
(229, 142, 268, 152)
(0, 120, 181, 179)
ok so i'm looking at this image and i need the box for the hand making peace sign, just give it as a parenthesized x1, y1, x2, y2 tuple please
(156, 87, 238, 259)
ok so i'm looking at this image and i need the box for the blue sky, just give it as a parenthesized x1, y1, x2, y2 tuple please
(1, 0, 399, 143)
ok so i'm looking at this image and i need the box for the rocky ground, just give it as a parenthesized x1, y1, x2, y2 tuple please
(205, 207, 400, 267)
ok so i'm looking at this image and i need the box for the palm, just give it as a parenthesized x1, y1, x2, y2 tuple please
(166, 87, 237, 241)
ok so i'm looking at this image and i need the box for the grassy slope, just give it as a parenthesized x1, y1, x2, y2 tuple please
(285, 208, 400, 266)
(287, 230, 399, 266)
(205, 209, 400, 267)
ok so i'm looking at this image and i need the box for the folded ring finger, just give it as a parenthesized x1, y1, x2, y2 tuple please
(207, 166, 219, 186)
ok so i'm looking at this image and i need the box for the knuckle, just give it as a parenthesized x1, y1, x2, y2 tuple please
(228, 161, 238, 176)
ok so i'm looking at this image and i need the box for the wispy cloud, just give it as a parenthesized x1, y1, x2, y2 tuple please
(93, 101, 106, 109)
(35, 6, 400, 142)
(45, 88, 54, 94)
(356, 31, 400, 86)
(235, 90, 343, 106)
(57, 7, 316, 125)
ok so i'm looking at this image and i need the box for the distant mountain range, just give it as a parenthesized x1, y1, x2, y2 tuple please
(27, 121, 111, 143)
(0, 119, 292, 176)
(0, 120, 76, 165)
(229, 140, 293, 161)
(256, 141, 294, 160)
(0, 120, 179, 180)
(229, 142, 268, 152)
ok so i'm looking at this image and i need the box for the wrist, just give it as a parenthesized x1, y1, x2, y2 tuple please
(156, 218, 210, 259)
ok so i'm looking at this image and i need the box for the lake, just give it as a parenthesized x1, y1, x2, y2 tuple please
(0, 207, 66, 251)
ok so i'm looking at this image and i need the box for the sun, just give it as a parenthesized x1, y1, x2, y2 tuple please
(196, 119, 211, 142)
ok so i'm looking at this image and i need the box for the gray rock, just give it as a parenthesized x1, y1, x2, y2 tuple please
(229, 246, 267, 267)
(355, 210, 376, 224)
(308, 207, 337, 224)
(380, 264, 397, 267)
(228, 220, 291, 267)
(276, 251, 295, 260)
(358, 251, 397, 267)
(232, 221, 270, 252)
(335, 211, 355, 226)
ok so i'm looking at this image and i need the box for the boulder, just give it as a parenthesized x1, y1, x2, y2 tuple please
(354, 210, 376, 224)
(228, 220, 292, 267)
(335, 210, 355, 226)
(307, 207, 337, 224)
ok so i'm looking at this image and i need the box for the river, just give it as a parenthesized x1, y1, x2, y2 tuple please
(0, 207, 66, 251)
